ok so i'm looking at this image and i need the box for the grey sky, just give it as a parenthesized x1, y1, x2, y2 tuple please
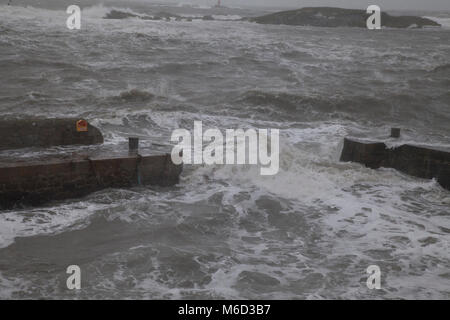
(116, 0, 450, 11)
(209, 0, 450, 10)
(3, 0, 450, 11)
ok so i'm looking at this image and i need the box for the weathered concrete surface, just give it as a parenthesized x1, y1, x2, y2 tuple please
(0, 154, 182, 209)
(249, 7, 441, 28)
(340, 138, 450, 190)
(0, 118, 103, 151)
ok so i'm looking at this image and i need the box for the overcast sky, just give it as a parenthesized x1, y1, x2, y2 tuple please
(3, 0, 450, 11)
(215, 0, 449, 10)
(154, 0, 450, 11)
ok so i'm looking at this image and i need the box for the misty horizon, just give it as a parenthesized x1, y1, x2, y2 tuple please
(1, 0, 450, 12)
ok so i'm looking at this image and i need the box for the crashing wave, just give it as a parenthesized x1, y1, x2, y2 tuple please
(104, 9, 151, 20)
(424, 16, 450, 28)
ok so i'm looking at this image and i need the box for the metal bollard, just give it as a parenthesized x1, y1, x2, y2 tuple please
(129, 137, 139, 153)
(390, 128, 401, 138)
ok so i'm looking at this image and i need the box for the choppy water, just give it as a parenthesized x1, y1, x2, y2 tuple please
(0, 4, 449, 299)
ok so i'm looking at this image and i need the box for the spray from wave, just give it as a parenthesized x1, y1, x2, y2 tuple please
(424, 15, 450, 28)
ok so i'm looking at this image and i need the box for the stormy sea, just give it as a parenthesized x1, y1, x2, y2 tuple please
(0, 2, 449, 299)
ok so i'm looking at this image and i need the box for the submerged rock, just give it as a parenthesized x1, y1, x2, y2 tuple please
(104, 9, 183, 22)
(155, 11, 181, 20)
(104, 10, 140, 20)
(249, 7, 440, 28)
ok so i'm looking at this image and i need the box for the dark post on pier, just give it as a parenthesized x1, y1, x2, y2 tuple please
(391, 128, 401, 138)
(129, 137, 139, 153)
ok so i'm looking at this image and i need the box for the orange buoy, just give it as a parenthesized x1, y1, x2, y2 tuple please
(76, 119, 88, 132)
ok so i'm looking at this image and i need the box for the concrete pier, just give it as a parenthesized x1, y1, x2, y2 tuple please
(0, 153, 182, 209)
(0, 118, 182, 209)
(0, 118, 103, 150)
(340, 138, 450, 191)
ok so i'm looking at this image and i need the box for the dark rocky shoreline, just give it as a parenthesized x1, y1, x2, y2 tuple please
(103, 6, 441, 29)
(249, 7, 440, 28)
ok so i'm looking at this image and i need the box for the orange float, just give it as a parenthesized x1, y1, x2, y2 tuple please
(76, 119, 88, 132)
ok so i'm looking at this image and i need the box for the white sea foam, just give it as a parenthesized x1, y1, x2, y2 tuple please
(212, 15, 242, 21)
(424, 16, 450, 28)
(0, 202, 108, 249)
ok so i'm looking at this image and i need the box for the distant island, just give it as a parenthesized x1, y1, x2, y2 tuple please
(248, 7, 440, 28)
(103, 7, 441, 29)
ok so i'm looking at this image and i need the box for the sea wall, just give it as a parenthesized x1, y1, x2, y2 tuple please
(340, 138, 450, 190)
(0, 118, 103, 150)
(0, 154, 182, 209)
